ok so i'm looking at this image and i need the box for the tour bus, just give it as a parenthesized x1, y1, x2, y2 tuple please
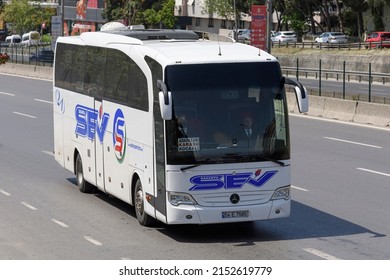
(53, 29, 308, 226)
(21, 31, 40, 46)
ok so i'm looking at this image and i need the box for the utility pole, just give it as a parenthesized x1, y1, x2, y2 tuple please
(266, 0, 272, 54)
(233, 0, 237, 40)
(60, 0, 64, 36)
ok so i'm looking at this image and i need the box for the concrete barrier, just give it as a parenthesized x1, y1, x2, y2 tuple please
(354, 102, 390, 127)
(286, 91, 390, 128)
(0, 63, 52, 80)
(322, 97, 357, 122)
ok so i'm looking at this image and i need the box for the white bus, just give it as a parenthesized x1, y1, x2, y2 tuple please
(53, 29, 308, 226)
(21, 31, 40, 46)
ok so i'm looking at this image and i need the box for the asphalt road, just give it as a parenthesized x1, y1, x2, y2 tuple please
(296, 76, 390, 100)
(0, 73, 389, 260)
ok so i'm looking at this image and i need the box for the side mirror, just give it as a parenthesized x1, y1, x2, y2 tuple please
(157, 80, 172, 120)
(284, 77, 309, 113)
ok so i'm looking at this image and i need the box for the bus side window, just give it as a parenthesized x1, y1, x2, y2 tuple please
(105, 48, 129, 104)
(84, 46, 106, 98)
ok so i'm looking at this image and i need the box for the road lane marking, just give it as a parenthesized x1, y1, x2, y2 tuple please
(21, 201, 38, 211)
(0, 91, 15, 96)
(324, 137, 382, 149)
(357, 168, 390, 177)
(0, 189, 11, 196)
(84, 236, 103, 246)
(291, 185, 309, 192)
(34, 98, 52, 104)
(13, 112, 37, 119)
(41, 150, 54, 157)
(303, 248, 342, 260)
(51, 219, 69, 228)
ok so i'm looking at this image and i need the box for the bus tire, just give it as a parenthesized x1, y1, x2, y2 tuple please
(75, 154, 94, 193)
(134, 179, 154, 226)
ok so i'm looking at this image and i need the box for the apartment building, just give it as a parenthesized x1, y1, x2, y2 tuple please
(174, 0, 251, 35)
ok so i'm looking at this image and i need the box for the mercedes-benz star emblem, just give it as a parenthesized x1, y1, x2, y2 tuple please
(230, 194, 240, 204)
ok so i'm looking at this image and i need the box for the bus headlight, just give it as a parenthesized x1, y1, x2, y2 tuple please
(168, 192, 196, 206)
(271, 186, 290, 200)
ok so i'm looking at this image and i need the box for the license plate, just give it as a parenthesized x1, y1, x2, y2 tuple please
(222, 210, 249, 219)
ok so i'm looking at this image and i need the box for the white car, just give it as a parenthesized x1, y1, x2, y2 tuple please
(271, 31, 297, 43)
(315, 32, 348, 44)
(237, 29, 251, 40)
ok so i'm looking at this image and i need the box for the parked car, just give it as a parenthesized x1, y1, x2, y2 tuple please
(237, 29, 251, 40)
(29, 49, 54, 63)
(365, 31, 390, 48)
(315, 32, 348, 44)
(5, 34, 22, 45)
(271, 31, 297, 43)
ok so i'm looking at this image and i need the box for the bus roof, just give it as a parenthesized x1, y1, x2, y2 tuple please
(57, 30, 276, 66)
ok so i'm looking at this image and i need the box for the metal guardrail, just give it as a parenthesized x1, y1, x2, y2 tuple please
(0, 43, 53, 66)
(271, 40, 390, 50)
(281, 61, 390, 103)
(282, 66, 390, 84)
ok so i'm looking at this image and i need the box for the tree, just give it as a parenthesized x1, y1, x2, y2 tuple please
(143, 0, 176, 28)
(343, 0, 369, 37)
(158, 0, 176, 28)
(367, 0, 390, 31)
(1, 0, 55, 34)
(202, 0, 265, 28)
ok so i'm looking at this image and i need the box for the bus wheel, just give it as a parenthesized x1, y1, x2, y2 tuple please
(134, 179, 154, 226)
(75, 154, 94, 193)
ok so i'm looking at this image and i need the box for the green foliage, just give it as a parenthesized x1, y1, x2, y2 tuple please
(159, 0, 176, 28)
(1, 0, 55, 35)
(103, 0, 176, 29)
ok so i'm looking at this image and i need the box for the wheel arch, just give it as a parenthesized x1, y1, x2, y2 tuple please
(73, 148, 80, 175)
(131, 172, 141, 206)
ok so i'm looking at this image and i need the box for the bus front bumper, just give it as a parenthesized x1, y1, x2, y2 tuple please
(165, 199, 290, 225)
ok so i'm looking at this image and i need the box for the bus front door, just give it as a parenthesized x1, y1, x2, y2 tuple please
(94, 99, 105, 191)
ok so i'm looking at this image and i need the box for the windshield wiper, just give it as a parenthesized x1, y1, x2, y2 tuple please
(257, 155, 286, 166)
(180, 158, 211, 172)
(223, 153, 287, 167)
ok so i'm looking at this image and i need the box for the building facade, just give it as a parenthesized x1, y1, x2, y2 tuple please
(174, 0, 251, 36)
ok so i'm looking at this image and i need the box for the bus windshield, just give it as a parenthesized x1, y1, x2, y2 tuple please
(165, 62, 290, 165)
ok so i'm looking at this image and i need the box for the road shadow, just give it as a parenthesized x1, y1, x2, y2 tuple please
(66, 178, 385, 244)
(156, 200, 385, 243)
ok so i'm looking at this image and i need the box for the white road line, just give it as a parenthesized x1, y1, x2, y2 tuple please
(0, 91, 15, 96)
(324, 137, 382, 149)
(34, 98, 52, 104)
(21, 201, 38, 211)
(84, 236, 103, 246)
(41, 150, 54, 157)
(0, 189, 12, 196)
(13, 112, 37, 119)
(291, 185, 309, 192)
(51, 219, 69, 228)
(303, 248, 342, 260)
(357, 168, 390, 177)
